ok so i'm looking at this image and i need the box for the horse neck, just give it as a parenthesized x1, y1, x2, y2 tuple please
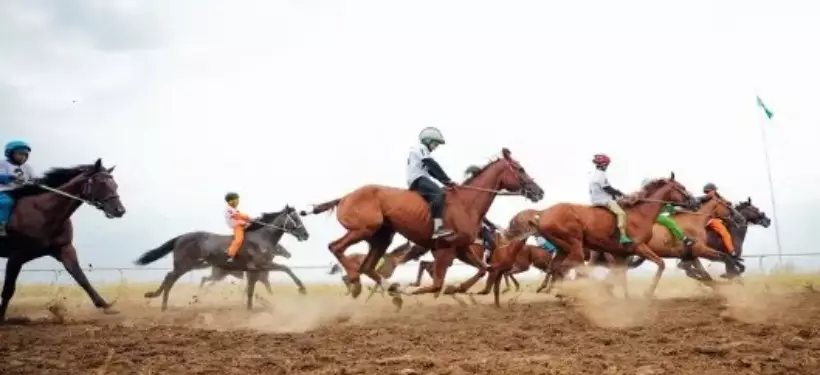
(692, 200, 722, 227)
(459, 164, 505, 226)
(250, 217, 286, 244)
(628, 187, 669, 226)
(39, 174, 88, 228)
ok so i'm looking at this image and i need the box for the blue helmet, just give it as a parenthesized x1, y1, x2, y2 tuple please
(5, 140, 31, 159)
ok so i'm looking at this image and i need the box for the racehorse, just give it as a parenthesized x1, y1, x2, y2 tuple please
(535, 174, 698, 298)
(628, 197, 771, 279)
(300, 148, 543, 309)
(0, 159, 126, 323)
(327, 241, 419, 295)
(586, 195, 743, 297)
(198, 243, 307, 295)
(135, 206, 308, 311)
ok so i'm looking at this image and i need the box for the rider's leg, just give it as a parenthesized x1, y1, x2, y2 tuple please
(656, 214, 694, 247)
(606, 201, 632, 244)
(0, 192, 13, 236)
(226, 226, 245, 260)
(708, 219, 735, 255)
(413, 177, 452, 239)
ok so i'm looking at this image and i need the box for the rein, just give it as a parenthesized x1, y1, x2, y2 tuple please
(26, 175, 119, 210)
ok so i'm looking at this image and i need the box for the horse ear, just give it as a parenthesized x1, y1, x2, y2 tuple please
(94, 158, 103, 172)
(747, 197, 752, 204)
(501, 148, 511, 159)
(107, 166, 116, 173)
(669, 171, 676, 181)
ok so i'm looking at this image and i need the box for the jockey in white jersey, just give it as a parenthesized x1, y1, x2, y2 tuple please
(407, 127, 456, 239)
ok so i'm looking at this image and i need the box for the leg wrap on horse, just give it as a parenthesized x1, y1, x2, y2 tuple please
(227, 226, 245, 257)
(656, 214, 685, 240)
(708, 219, 734, 254)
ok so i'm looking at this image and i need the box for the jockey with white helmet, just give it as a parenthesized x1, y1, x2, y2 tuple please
(407, 127, 456, 239)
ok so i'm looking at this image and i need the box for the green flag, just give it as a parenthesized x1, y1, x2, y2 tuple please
(756, 96, 774, 120)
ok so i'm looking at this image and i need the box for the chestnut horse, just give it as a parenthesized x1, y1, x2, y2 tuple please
(535, 174, 698, 298)
(300, 148, 543, 308)
(629, 197, 771, 279)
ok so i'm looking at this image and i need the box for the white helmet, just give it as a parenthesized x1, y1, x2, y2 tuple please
(418, 127, 445, 146)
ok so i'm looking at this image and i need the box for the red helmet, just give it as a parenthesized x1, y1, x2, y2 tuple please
(592, 153, 611, 166)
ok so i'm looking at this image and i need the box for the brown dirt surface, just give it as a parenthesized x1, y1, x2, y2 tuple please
(2, 275, 820, 374)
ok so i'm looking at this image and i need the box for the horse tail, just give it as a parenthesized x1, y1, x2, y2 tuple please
(627, 256, 646, 269)
(300, 198, 341, 216)
(328, 263, 342, 275)
(135, 235, 183, 265)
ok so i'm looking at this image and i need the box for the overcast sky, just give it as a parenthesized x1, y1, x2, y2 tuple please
(2, 0, 819, 284)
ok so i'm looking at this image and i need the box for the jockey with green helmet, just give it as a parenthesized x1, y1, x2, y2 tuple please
(0, 140, 36, 236)
(407, 127, 456, 239)
(641, 178, 695, 249)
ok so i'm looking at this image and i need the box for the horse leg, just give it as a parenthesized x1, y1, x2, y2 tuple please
(52, 244, 115, 313)
(245, 272, 260, 311)
(361, 228, 396, 299)
(0, 252, 40, 323)
(329, 228, 377, 299)
(407, 248, 456, 297)
(199, 275, 212, 289)
(631, 243, 666, 298)
(446, 246, 487, 294)
(260, 272, 274, 295)
(410, 261, 428, 287)
(154, 265, 193, 312)
(268, 263, 307, 295)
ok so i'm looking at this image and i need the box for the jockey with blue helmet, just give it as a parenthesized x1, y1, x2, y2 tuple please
(0, 140, 36, 236)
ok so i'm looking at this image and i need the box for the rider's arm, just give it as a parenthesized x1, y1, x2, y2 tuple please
(421, 158, 454, 185)
(602, 185, 624, 198)
(0, 175, 15, 184)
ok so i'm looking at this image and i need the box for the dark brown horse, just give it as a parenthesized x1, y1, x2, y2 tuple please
(300, 148, 543, 309)
(535, 174, 697, 298)
(0, 159, 125, 322)
(198, 243, 307, 295)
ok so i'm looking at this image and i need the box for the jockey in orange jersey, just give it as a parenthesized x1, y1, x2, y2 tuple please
(224, 192, 251, 262)
(701, 183, 735, 256)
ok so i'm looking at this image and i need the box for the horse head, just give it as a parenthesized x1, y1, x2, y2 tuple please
(80, 158, 126, 219)
(481, 148, 544, 202)
(735, 197, 772, 228)
(640, 172, 697, 210)
(254, 205, 310, 241)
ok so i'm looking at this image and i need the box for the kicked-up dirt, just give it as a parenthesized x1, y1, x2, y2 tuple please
(1, 279, 820, 374)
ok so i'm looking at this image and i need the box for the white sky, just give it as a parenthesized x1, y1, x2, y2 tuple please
(2, 0, 819, 283)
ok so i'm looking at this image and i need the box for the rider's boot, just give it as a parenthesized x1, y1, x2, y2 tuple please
(431, 218, 454, 239)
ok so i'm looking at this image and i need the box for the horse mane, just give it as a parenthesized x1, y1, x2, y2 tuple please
(462, 157, 502, 185)
(245, 206, 291, 232)
(6, 164, 94, 200)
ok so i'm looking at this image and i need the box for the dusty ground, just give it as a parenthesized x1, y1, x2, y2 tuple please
(1, 274, 820, 375)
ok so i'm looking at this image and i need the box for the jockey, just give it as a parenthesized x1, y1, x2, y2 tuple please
(589, 153, 632, 244)
(700, 182, 735, 256)
(224, 192, 251, 262)
(408, 127, 456, 239)
(641, 178, 695, 250)
(464, 165, 499, 258)
(0, 140, 36, 237)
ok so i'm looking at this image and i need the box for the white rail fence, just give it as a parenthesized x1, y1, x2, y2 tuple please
(2, 252, 819, 286)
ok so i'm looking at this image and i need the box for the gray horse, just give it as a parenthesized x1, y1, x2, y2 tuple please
(135, 206, 308, 311)
(198, 243, 307, 295)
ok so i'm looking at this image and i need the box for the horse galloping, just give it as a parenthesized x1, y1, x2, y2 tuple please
(199, 243, 307, 295)
(328, 240, 421, 295)
(301, 148, 543, 309)
(0, 159, 126, 323)
(537, 174, 698, 298)
(135, 206, 308, 311)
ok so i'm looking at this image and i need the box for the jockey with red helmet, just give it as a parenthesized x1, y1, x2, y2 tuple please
(589, 153, 632, 244)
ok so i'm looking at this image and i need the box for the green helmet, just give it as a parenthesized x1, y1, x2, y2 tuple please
(225, 192, 239, 202)
(703, 183, 717, 192)
(418, 127, 445, 146)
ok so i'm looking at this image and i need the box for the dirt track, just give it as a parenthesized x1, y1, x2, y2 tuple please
(2, 280, 820, 375)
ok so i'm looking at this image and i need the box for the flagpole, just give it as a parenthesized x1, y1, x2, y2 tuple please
(757, 105, 784, 263)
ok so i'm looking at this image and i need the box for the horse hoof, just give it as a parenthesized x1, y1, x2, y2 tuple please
(408, 282, 420, 287)
(391, 296, 404, 311)
(103, 307, 120, 315)
(350, 283, 363, 299)
(143, 292, 156, 299)
(298, 288, 308, 295)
